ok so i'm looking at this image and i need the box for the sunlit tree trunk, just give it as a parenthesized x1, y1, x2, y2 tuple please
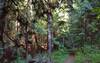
(47, 8, 53, 63)
(0, 0, 6, 47)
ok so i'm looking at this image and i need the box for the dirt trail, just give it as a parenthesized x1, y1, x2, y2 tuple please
(64, 53, 75, 63)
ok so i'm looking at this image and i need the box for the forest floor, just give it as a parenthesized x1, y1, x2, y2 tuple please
(52, 47, 100, 63)
(0, 46, 99, 63)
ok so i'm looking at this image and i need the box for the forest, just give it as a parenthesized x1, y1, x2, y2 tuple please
(0, 0, 100, 63)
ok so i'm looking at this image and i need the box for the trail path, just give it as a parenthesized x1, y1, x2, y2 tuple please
(64, 54, 75, 63)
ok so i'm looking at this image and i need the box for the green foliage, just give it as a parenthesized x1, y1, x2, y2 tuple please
(52, 49, 67, 63)
(92, 7, 100, 13)
(76, 45, 100, 63)
(52, 45, 100, 63)
(88, 21, 98, 32)
(32, 53, 48, 63)
(92, 7, 100, 19)
(33, 19, 47, 35)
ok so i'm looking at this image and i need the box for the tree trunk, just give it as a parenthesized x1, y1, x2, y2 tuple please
(24, 26, 29, 63)
(47, 8, 52, 63)
(0, 0, 6, 47)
